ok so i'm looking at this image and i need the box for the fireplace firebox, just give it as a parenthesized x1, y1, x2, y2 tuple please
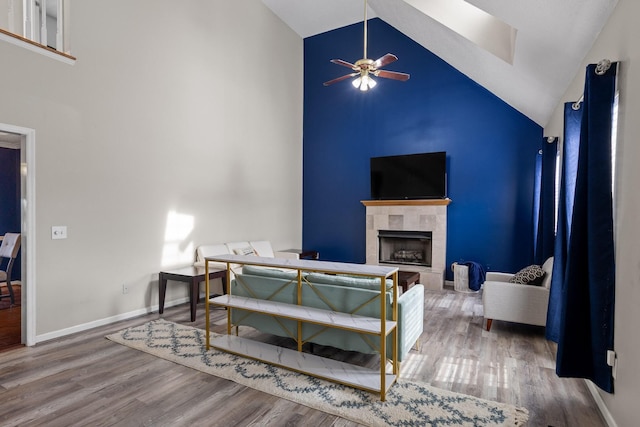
(378, 230, 432, 267)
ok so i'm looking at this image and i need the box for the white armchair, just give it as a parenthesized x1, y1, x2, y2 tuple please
(482, 257, 554, 331)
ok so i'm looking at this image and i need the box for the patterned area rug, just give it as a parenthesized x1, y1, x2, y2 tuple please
(106, 319, 528, 426)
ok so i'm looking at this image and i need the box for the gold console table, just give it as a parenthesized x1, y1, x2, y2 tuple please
(204, 254, 399, 401)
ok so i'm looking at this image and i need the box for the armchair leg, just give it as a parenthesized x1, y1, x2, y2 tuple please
(486, 319, 493, 331)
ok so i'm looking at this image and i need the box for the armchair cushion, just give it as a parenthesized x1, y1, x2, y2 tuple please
(485, 272, 513, 282)
(509, 264, 546, 285)
(249, 240, 275, 257)
(194, 244, 231, 268)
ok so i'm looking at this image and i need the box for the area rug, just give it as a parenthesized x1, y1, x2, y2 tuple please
(106, 319, 528, 426)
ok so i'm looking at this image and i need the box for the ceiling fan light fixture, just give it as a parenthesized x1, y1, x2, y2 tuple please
(367, 76, 377, 89)
(362, 75, 376, 91)
(323, 0, 409, 89)
(352, 73, 377, 91)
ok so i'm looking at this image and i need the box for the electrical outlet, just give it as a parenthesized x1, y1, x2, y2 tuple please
(607, 350, 618, 380)
(606, 350, 616, 366)
(607, 350, 617, 379)
(51, 225, 68, 240)
(122, 284, 129, 294)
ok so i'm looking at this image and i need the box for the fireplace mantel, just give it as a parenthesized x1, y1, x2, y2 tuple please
(361, 199, 451, 207)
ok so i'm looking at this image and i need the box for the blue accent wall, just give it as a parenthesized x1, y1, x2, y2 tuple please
(303, 19, 543, 277)
(0, 147, 21, 279)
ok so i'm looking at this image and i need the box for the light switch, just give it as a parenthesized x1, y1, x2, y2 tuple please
(51, 226, 68, 240)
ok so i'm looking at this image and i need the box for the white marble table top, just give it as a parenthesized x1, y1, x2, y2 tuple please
(206, 254, 398, 278)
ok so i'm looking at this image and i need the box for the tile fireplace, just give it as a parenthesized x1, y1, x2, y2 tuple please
(362, 199, 450, 290)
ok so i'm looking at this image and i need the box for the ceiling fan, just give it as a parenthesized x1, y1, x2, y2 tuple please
(323, 0, 410, 91)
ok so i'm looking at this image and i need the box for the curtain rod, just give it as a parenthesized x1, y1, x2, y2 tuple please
(572, 59, 612, 110)
(539, 136, 558, 154)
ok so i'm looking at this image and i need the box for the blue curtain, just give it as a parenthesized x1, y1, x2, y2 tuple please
(533, 137, 558, 264)
(547, 62, 617, 393)
(546, 104, 582, 343)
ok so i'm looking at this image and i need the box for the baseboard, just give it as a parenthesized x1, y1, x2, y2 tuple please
(585, 379, 618, 427)
(35, 297, 190, 343)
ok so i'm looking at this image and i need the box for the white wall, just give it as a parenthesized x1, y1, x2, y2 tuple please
(0, 2, 7, 30)
(0, 0, 303, 336)
(545, 0, 640, 425)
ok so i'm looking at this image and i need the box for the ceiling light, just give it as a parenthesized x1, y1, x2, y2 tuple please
(323, 0, 409, 91)
(353, 74, 376, 91)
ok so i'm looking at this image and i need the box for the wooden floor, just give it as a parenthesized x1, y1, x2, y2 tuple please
(0, 284, 21, 351)
(0, 288, 606, 426)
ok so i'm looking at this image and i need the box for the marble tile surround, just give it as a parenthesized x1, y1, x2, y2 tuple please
(364, 202, 448, 290)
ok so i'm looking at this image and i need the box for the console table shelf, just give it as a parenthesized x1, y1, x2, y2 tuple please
(204, 254, 399, 401)
(209, 295, 397, 335)
(209, 335, 397, 395)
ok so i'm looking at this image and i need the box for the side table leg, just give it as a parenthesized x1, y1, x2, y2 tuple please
(189, 278, 198, 322)
(222, 272, 228, 294)
(159, 273, 167, 315)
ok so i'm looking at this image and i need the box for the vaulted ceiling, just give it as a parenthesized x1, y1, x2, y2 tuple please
(263, 0, 618, 126)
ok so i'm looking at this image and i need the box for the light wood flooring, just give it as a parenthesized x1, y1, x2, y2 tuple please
(0, 288, 606, 426)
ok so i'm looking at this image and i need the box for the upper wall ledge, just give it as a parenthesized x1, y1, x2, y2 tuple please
(361, 199, 452, 207)
(0, 28, 76, 65)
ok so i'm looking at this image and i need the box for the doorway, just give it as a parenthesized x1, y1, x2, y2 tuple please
(0, 123, 36, 347)
(0, 140, 21, 350)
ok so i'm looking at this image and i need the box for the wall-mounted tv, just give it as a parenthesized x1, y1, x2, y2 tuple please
(370, 151, 447, 200)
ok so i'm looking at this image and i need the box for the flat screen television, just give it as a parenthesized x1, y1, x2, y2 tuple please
(370, 152, 447, 200)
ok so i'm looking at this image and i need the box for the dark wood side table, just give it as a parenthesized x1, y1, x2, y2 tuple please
(280, 249, 320, 260)
(398, 270, 420, 293)
(159, 266, 227, 322)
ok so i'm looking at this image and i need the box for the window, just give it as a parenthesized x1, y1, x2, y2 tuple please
(611, 91, 619, 227)
(554, 146, 561, 233)
(611, 92, 618, 195)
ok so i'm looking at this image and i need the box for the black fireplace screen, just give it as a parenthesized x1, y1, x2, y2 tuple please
(378, 230, 432, 267)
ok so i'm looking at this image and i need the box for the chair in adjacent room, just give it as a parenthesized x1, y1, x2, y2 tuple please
(0, 233, 22, 306)
(482, 257, 554, 331)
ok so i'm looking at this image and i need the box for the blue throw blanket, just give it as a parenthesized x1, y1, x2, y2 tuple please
(462, 261, 486, 291)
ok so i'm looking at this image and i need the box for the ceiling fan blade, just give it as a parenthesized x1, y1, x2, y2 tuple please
(330, 59, 358, 70)
(373, 53, 398, 69)
(376, 70, 410, 81)
(323, 73, 359, 86)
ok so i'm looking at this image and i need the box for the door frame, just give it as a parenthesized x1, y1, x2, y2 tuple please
(0, 122, 36, 346)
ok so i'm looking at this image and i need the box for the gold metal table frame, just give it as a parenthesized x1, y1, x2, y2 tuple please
(204, 254, 399, 401)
